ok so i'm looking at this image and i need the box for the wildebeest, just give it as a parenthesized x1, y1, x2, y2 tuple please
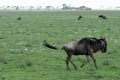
(43, 37, 107, 70)
(17, 17, 21, 20)
(98, 15, 107, 20)
(77, 15, 82, 20)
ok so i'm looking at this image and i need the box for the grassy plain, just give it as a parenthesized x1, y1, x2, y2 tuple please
(0, 10, 120, 80)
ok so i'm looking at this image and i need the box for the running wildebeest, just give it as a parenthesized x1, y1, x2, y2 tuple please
(17, 17, 21, 20)
(43, 37, 107, 70)
(98, 15, 107, 20)
(77, 15, 82, 20)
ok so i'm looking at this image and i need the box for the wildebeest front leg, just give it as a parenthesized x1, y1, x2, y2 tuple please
(90, 54, 98, 69)
(81, 55, 90, 68)
(69, 58, 77, 70)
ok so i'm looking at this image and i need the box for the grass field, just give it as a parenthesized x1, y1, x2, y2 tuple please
(0, 10, 120, 80)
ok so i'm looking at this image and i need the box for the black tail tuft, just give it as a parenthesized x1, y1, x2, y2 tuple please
(43, 40, 58, 50)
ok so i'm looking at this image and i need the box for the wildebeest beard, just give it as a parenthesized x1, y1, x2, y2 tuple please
(75, 38, 107, 55)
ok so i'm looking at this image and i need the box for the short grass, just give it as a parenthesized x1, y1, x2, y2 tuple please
(0, 10, 120, 80)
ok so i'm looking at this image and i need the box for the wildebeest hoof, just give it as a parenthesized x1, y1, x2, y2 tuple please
(74, 67, 78, 70)
(66, 68, 71, 71)
(80, 64, 85, 68)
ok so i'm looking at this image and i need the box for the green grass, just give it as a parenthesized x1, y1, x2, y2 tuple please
(0, 10, 120, 80)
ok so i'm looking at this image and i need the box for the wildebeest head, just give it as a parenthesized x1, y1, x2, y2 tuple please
(93, 38, 107, 53)
(99, 38, 107, 53)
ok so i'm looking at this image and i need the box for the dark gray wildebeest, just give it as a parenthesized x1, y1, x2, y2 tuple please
(17, 17, 21, 20)
(43, 37, 107, 70)
(98, 15, 107, 20)
(77, 15, 82, 20)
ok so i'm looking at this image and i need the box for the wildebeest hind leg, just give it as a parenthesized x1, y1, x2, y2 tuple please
(66, 56, 70, 70)
(69, 59, 77, 70)
(66, 54, 77, 70)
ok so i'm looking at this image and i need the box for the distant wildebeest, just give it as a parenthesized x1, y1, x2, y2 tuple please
(17, 17, 21, 20)
(77, 15, 82, 20)
(98, 15, 107, 20)
(43, 37, 107, 70)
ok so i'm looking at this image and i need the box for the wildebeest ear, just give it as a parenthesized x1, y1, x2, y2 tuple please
(102, 37, 105, 40)
(100, 35, 105, 40)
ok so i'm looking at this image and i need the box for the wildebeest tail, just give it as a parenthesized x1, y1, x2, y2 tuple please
(43, 40, 58, 50)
